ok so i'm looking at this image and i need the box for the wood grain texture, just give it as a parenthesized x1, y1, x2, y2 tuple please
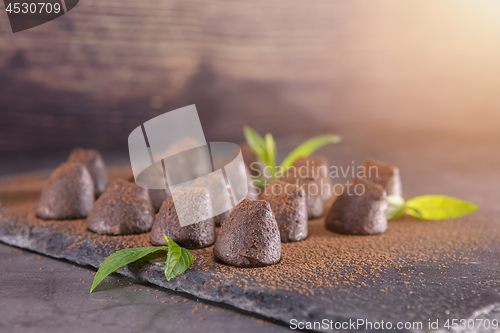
(1, 1, 500, 151)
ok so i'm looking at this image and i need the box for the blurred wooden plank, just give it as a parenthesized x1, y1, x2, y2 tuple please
(1, 1, 500, 151)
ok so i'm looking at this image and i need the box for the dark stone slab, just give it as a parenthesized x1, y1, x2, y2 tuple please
(0, 169, 499, 333)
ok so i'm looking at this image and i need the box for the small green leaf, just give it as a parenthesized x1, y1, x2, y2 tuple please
(404, 195, 478, 220)
(264, 133, 277, 177)
(90, 246, 168, 293)
(169, 248, 193, 279)
(281, 134, 342, 170)
(386, 195, 406, 220)
(163, 235, 194, 281)
(243, 126, 268, 166)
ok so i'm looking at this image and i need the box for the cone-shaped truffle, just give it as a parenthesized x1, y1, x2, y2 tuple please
(325, 177, 387, 235)
(214, 198, 281, 267)
(259, 180, 308, 242)
(292, 156, 333, 201)
(149, 189, 170, 213)
(245, 166, 259, 200)
(36, 162, 94, 220)
(162, 139, 212, 183)
(361, 157, 402, 196)
(150, 187, 215, 249)
(126, 171, 170, 212)
(67, 148, 109, 196)
(87, 179, 154, 235)
(280, 168, 325, 219)
(192, 174, 231, 227)
(212, 150, 259, 201)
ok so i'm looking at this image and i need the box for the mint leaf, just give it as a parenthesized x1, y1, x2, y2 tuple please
(281, 134, 342, 170)
(386, 195, 406, 220)
(89, 237, 194, 292)
(404, 195, 478, 220)
(90, 246, 168, 293)
(243, 126, 267, 165)
(264, 133, 277, 177)
(168, 247, 193, 280)
(163, 235, 194, 281)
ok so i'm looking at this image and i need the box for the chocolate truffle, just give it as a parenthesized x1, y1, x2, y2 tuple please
(128, 175, 168, 212)
(325, 177, 387, 235)
(67, 148, 109, 196)
(292, 156, 333, 201)
(280, 169, 325, 219)
(245, 166, 259, 200)
(163, 139, 212, 183)
(150, 187, 215, 249)
(212, 148, 259, 200)
(87, 179, 154, 235)
(214, 198, 281, 267)
(259, 180, 308, 242)
(149, 189, 170, 213)
(361, 157, 402, 196)
(36, 162, 94, 220)
(192, 174, 231, 227)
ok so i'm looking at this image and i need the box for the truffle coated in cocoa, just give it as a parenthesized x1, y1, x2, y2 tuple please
(214, 197, 281, 267)
(126, 172, 169, 212)
(162, 139, 212, 182)
(212, 147, 259, 201)
(325, 177, 387, 235)
(150, 187, 215, 249)
(192, 174, 232, 227)
(36, 162, 95, 220)
(245, 166, 259, 200)
(259, 180, 308, 242)
(292, 156, 333, 201)
(149, 189, 170, 213)
(361, 157, 402, 196)
(67, 148, 109, 196)
(87, 179, 154, 235)
(280, 167, 325, 219)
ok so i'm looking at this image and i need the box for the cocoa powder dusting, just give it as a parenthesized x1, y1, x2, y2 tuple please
(0, 167, 495, 297)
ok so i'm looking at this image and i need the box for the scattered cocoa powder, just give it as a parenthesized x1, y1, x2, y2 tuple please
(0, 167, 496, 297)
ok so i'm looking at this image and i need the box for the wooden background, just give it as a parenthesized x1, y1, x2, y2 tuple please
(1, 1, 500, 152)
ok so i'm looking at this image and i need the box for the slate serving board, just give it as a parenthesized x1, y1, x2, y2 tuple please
(0, 169, 499, 333)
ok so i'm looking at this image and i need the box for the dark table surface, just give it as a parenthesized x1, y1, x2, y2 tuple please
(1, 125, 499, 333)
(0, 154, 291, 333)
(0, 243, 291, 333)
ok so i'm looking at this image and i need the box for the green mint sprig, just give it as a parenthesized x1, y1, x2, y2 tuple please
(90, 235, 193, 293)
(243, 126, 342, 181)
(387, 194, 478, 221)
(164, 235, 194, 280)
